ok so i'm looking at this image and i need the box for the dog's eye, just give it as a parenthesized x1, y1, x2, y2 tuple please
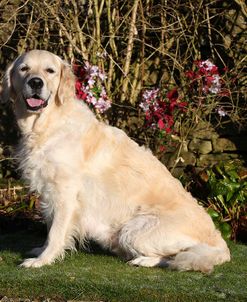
(20, 66, 29, 72)
(46, 68, 55, 74)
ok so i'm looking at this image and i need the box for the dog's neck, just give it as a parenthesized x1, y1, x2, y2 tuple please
(15, 101, 59, 136)
(15, 98, 98, 146)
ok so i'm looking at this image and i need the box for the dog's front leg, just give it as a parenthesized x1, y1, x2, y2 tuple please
(21, 190, 77, 268)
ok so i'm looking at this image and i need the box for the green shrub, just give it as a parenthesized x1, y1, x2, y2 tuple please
(199, 160, 247, 241)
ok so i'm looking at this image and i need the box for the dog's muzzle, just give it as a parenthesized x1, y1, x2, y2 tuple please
(24, 77, 50, 111)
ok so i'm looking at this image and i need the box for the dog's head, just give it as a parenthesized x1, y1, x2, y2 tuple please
(1, 50, 75, 114)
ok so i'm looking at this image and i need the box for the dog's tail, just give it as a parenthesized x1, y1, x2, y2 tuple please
(168, 242, 230, 273)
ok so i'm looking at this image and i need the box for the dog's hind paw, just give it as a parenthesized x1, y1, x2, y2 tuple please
(128, 256, 169, 268)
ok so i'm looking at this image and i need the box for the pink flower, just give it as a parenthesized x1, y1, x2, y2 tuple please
(158, 119, 165, 129)
(185, 70, 196, 79)
(166, 88, 178, 102)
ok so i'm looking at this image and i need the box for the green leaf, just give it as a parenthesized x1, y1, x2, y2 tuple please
(227, 170, 239, 180)
(207, 208, 220, 219)
(226, 191, 234, 202)
(215, 164, 224, 177)
(217, 194, 225, 204)
(219, 222, 232, 240)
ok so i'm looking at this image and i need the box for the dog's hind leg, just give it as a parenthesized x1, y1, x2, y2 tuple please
(115, 214, 172, 265)
(116, 214, 230, 272)
(115, 214, 197, 269)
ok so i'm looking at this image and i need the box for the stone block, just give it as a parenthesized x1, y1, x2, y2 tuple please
(166, 151, 197, 168)
(197, 153, 238, 168)
(212, 138, 237, 153)
(189, 139, 212, 154)
(170, 167, 185, 178)
(190, 121, 219, 140)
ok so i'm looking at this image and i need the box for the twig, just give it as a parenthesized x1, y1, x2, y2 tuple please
(19, 5, 34, 53)
(233, 0, 247, 18)
(0, 157, 17, 162)
(71, 0, 89, 61)
(43, 1, 88, 60)
(93, 0, 101, 53)
(206, 5, 214, 59)
(120, 0, 139, 102)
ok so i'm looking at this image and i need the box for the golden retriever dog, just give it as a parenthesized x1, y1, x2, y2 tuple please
(1, 50, 230, 272)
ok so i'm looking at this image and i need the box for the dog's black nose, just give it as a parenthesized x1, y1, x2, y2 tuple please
(28, 77, 44, 90)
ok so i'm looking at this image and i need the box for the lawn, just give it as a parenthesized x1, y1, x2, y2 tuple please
(0, 219, 246, 302)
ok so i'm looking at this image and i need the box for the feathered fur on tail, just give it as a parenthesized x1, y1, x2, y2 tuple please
(168, 243, 230, 273)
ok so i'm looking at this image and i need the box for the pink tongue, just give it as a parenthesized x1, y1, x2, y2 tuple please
(26, 98, 44, 107)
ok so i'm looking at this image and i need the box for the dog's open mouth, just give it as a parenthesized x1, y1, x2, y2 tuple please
(25, 94, 49, 111)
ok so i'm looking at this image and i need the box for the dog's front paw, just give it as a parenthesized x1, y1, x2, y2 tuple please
(20, 257, 52, 268)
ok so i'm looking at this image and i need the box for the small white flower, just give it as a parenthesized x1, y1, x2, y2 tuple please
(153, 100, 160, 111)
(95, 98, 111, 112)
(98, 71, 107, 81)
(140, 88, 160, 113)
(87, 78, 95, 87)
(216, 107, 227, 117)
(209, 75, 221, 94)
(87, 96, 97, 105)
(85, 86, 93, 94)
(84, 61, 91, 71)
(100, 86, 107, 97)
(143, 88, 159, 101)
(139, 101, 150, 112)
(96, 50, 107, 58)
(90, 65, 99, 77)
(199, 60, 216, 72)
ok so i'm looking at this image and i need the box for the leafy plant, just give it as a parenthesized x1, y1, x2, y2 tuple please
(201, 160, 247, 241)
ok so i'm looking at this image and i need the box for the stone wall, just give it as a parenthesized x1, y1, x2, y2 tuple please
(162, 121, 247, 175)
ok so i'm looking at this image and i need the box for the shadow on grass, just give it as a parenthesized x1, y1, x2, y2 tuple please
(0, 216, 46, 262)
(0, 215, 113, 264)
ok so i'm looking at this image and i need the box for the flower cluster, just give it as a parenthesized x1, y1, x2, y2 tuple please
(185, 59, 223, 95)
(74, 62, 111, 113)
(140, 60, 230, 137)
(139, 87, 187, 134)
(185, 59, 229, 117)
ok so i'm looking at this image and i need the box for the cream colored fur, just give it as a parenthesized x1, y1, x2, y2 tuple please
(1, 50, 230, 272)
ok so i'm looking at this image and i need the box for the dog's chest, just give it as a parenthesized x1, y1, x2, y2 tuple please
(18, 131, 81, 193)
(18, 141, 55, 193)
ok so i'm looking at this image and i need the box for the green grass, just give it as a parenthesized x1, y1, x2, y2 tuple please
(0, 223, 246, 302)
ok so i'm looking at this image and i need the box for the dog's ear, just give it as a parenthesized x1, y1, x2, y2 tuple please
(56, 62, 75, 105)
(0, 60, 16, 104)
